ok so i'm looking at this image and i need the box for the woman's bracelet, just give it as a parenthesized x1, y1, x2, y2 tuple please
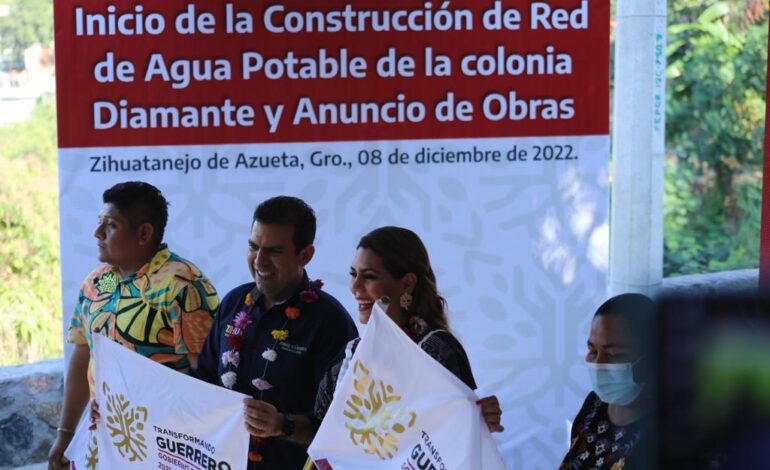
(57, 427, 75, 434)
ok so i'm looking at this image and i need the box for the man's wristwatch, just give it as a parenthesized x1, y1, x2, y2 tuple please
(281, 413, 295, 438)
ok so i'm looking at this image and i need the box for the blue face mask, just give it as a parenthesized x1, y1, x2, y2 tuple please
(586, 360, 644, 406)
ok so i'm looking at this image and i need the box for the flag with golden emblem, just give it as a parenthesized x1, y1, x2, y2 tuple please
(65, 334, 249, 470)
(308, 303, 505, 469)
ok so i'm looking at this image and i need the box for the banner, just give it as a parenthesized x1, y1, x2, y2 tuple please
(308, 303, 505, 469)
(65, 335, 249, 470)
(55, 1, 611, 465)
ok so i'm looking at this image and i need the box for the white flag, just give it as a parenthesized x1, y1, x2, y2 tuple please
(308, 304, 505, 470)
(65, 334, 249, 470)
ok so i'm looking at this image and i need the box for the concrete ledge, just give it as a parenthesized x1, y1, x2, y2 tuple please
(0, 359, 63, 469)
(662, 268, 759, 295)
(10, 464, 45, 470)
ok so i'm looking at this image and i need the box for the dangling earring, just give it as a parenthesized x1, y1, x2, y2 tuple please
(400, 292, 413, 311)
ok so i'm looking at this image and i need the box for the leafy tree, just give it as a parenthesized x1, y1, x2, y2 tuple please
(664, 1, 767, 275)
(0, 0, 53, 66)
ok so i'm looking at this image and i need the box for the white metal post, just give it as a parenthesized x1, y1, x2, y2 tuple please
(609, 0, 667, 297)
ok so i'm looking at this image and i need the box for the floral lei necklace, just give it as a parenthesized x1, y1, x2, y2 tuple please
(219, 278, 323, 396)
(219, 278, 323, 463)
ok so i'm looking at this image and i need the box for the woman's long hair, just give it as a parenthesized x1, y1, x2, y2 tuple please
(357, 226, 450, 331)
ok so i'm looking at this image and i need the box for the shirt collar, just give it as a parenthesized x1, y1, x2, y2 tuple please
(111, 244, 170, 281)
(253, 271, 311, 309)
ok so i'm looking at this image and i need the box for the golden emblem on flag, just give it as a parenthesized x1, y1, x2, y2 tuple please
(85, 435, 98, 470)
(102, 381, 149, 462)
(343, 360, 417, 459)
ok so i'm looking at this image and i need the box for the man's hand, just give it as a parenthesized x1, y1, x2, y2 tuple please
(47, 432, 72, 470)
(476, 395, 505, 433)
(243, 398, 282, 438)
(48, 344, 90, 470)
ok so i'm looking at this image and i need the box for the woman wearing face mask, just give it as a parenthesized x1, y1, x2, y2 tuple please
(313, 226, 503, 440)
(559, 293, 656, 470)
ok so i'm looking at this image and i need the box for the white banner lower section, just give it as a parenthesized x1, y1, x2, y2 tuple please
(65, 335, 249, 470)
(308, 303, 504, 470)
(60, 134, 609, 467)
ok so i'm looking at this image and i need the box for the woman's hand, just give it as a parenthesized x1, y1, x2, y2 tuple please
(243, 398, 282, 438)
(476, 395, 504, 432)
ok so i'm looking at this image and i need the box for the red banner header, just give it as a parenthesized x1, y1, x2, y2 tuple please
(54, 0, 610, 148)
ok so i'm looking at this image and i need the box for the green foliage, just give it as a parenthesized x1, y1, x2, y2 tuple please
(664, 1, 767, 275)
(0, 0, 53, 66)
(0, 95, 61, 365)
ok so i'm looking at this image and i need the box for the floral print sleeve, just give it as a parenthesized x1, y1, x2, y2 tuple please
(171, 271, 219, 354)
(66, 290, 88, 345)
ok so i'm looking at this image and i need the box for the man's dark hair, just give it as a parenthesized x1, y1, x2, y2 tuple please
(594, 293, 656, 355)
(253, 196, 316, 252)
(103, 181, 169, 246)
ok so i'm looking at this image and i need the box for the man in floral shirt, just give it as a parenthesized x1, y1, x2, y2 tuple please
(48, 182, 219, 469)
(191, 196, 357, 469)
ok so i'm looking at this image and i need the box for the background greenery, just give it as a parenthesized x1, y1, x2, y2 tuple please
(0, 0, 58, 365)
(665, 0, 767, 275)
(0, 96, 60, 365)
(0, 0, 767, 365)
